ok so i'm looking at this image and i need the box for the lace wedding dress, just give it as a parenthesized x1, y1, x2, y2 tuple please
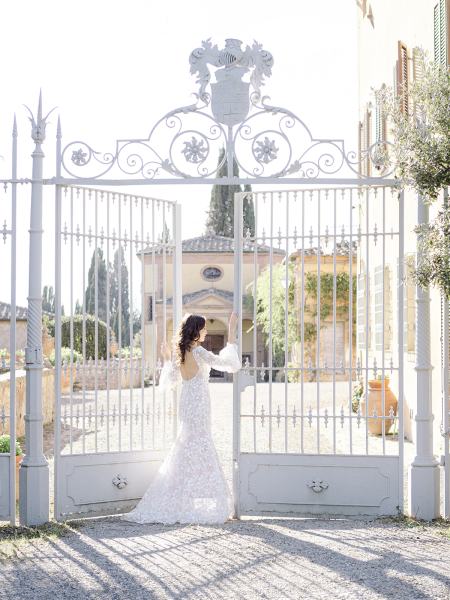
(121, 343, 241, 525)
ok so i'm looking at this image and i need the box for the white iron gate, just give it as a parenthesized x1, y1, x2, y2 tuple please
(0, 125, 20, 524)
(54, 185, 182, 518)
(233, 187, 405, 516)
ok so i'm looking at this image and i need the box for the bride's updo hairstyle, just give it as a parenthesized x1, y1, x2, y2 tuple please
(175, 313, 206, 364)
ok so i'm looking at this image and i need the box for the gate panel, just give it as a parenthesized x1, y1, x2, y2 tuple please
(0, 128, 19, 524)
(54, 186, 181, 518)
(235, 187, 404, 516)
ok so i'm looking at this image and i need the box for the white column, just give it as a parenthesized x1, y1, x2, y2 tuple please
(19, 93, 52, 525)
(408, 194, 440, 520)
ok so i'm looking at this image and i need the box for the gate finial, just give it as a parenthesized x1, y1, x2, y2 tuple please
(24, 90, 57, 144)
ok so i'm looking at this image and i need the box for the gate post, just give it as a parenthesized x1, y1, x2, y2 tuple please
(232, 192, 244, 519)
(19, 93, 51, 525)
(408, 194, 440, 520)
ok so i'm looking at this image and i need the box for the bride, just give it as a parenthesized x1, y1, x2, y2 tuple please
(121, 311, 241, 525)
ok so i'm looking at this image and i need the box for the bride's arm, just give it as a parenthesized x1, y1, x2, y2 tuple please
(194, 313, 241, 373)
(158, 341, 180, 391)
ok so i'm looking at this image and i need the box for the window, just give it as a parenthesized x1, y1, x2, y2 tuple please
(201, 266, 223, 282)
(434, 0, 449, 66)
(375, 88, 387, 143)
(404, 255, 416, 354)
(397, 41, 409, 115)
(374, 265, 392, 352)
(358, 108, 372, 177)
(147, 295, 153, 322)
(357, 272, 371, 351)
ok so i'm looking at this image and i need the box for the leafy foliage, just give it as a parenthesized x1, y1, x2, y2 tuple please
(255, 263, 298, 367)
(60, 315, 110, 359)
(0, 434, 22, 455)
(377, 50, 450, 201)
(304, 272, 357, 321)
(414, 206, 450, 300)
(48, 346, 83, 366)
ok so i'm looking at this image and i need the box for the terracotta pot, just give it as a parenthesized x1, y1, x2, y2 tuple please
(360, 378, 398, 435)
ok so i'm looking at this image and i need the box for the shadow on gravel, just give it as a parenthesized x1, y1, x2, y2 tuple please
(1, 516, 449, 599)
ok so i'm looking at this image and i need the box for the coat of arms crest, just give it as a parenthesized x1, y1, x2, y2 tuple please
(189, 38, 274, 127)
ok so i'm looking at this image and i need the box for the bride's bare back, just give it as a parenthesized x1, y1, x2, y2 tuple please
(179, 349, 199, 381)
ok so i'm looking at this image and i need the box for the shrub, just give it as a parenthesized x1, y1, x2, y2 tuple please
(0, 434, 22, 455)
(48, 347, 83, 366)
(59, 315, 110, 359)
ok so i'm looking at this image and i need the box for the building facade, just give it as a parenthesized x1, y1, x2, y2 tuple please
(357, 0, 450, 464)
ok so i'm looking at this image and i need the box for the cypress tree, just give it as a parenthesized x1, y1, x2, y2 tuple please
(84, 248, 108, 323)
(109, 246, 131, 346)
(205, 148, 255, 237)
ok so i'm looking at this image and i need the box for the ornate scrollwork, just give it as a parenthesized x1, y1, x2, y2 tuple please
(59, 38, 395, 182)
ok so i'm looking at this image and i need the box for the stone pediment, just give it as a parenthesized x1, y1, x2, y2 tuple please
(183, 288, 233, 309)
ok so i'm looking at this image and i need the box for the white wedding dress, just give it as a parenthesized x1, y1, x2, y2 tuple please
(121, 343, 241, 525)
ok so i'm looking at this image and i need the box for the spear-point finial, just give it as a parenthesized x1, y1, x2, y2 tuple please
(37, 89, 43, 123)
(12, 114, 17, 138)
(57, 115, 62, 139)
(24, 90, 57, 144)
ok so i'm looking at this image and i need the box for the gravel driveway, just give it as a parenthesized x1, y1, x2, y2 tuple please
(1, 516, 450, 599)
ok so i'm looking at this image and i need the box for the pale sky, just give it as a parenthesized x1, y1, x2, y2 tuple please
(0, 0, 358, 307)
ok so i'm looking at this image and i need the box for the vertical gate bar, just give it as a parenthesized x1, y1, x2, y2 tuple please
(172, 202, 182, 442)
(348, 188, 354, 454)
(397, 189, 405, 513)
(140, 198, 145, 448)
(9, 116, 17, 525)
(106, 192, 110, 452)
(268, 192, 273, 452)
(300, 190, 305, 453)
(444, 296, 449, 518)
(332, 189, 337, 454)
(118, 194, 123, 451)
(94, 190, 99, 453)
(444, 187, 450, 518)
(316, 190, 321, 453)
(284, 191, 289, 452)
(381, 187, 386, 454)
(129, 193, 134, 450)
(151, 199, 156, 449)
(364, 187, 370, 455)
(162, 202, 167, 445)
(69, 187, 74, 451)
(252, 192, 258, 452)
(82, 189, 87, 454)
(233, 191, 243, 518)
(54, 118, 62, 519)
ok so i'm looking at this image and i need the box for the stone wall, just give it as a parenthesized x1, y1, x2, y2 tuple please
(0, 368, 55, 437)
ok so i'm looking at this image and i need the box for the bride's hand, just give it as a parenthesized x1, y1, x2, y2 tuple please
(161, 341, 171, 361)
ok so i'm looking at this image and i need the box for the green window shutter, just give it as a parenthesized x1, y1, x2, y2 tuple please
(434, 0, 449, 66)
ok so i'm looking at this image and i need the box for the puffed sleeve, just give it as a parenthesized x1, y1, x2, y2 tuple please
(193, 343, 241, 373)
(158, 360, 181, 392)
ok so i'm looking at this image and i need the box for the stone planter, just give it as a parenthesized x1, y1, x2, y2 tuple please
(361, 378, 398, 435)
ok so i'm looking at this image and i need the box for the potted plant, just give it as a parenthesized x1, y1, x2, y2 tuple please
(361, 375, 398, 435)
(352, 379, 364, 413)
(0, 434, 23, 499)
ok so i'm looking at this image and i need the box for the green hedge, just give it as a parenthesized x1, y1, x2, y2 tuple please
(57, 315, 110, 359)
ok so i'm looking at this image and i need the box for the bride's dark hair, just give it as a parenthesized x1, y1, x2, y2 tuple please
(175, 314, 206, 365)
